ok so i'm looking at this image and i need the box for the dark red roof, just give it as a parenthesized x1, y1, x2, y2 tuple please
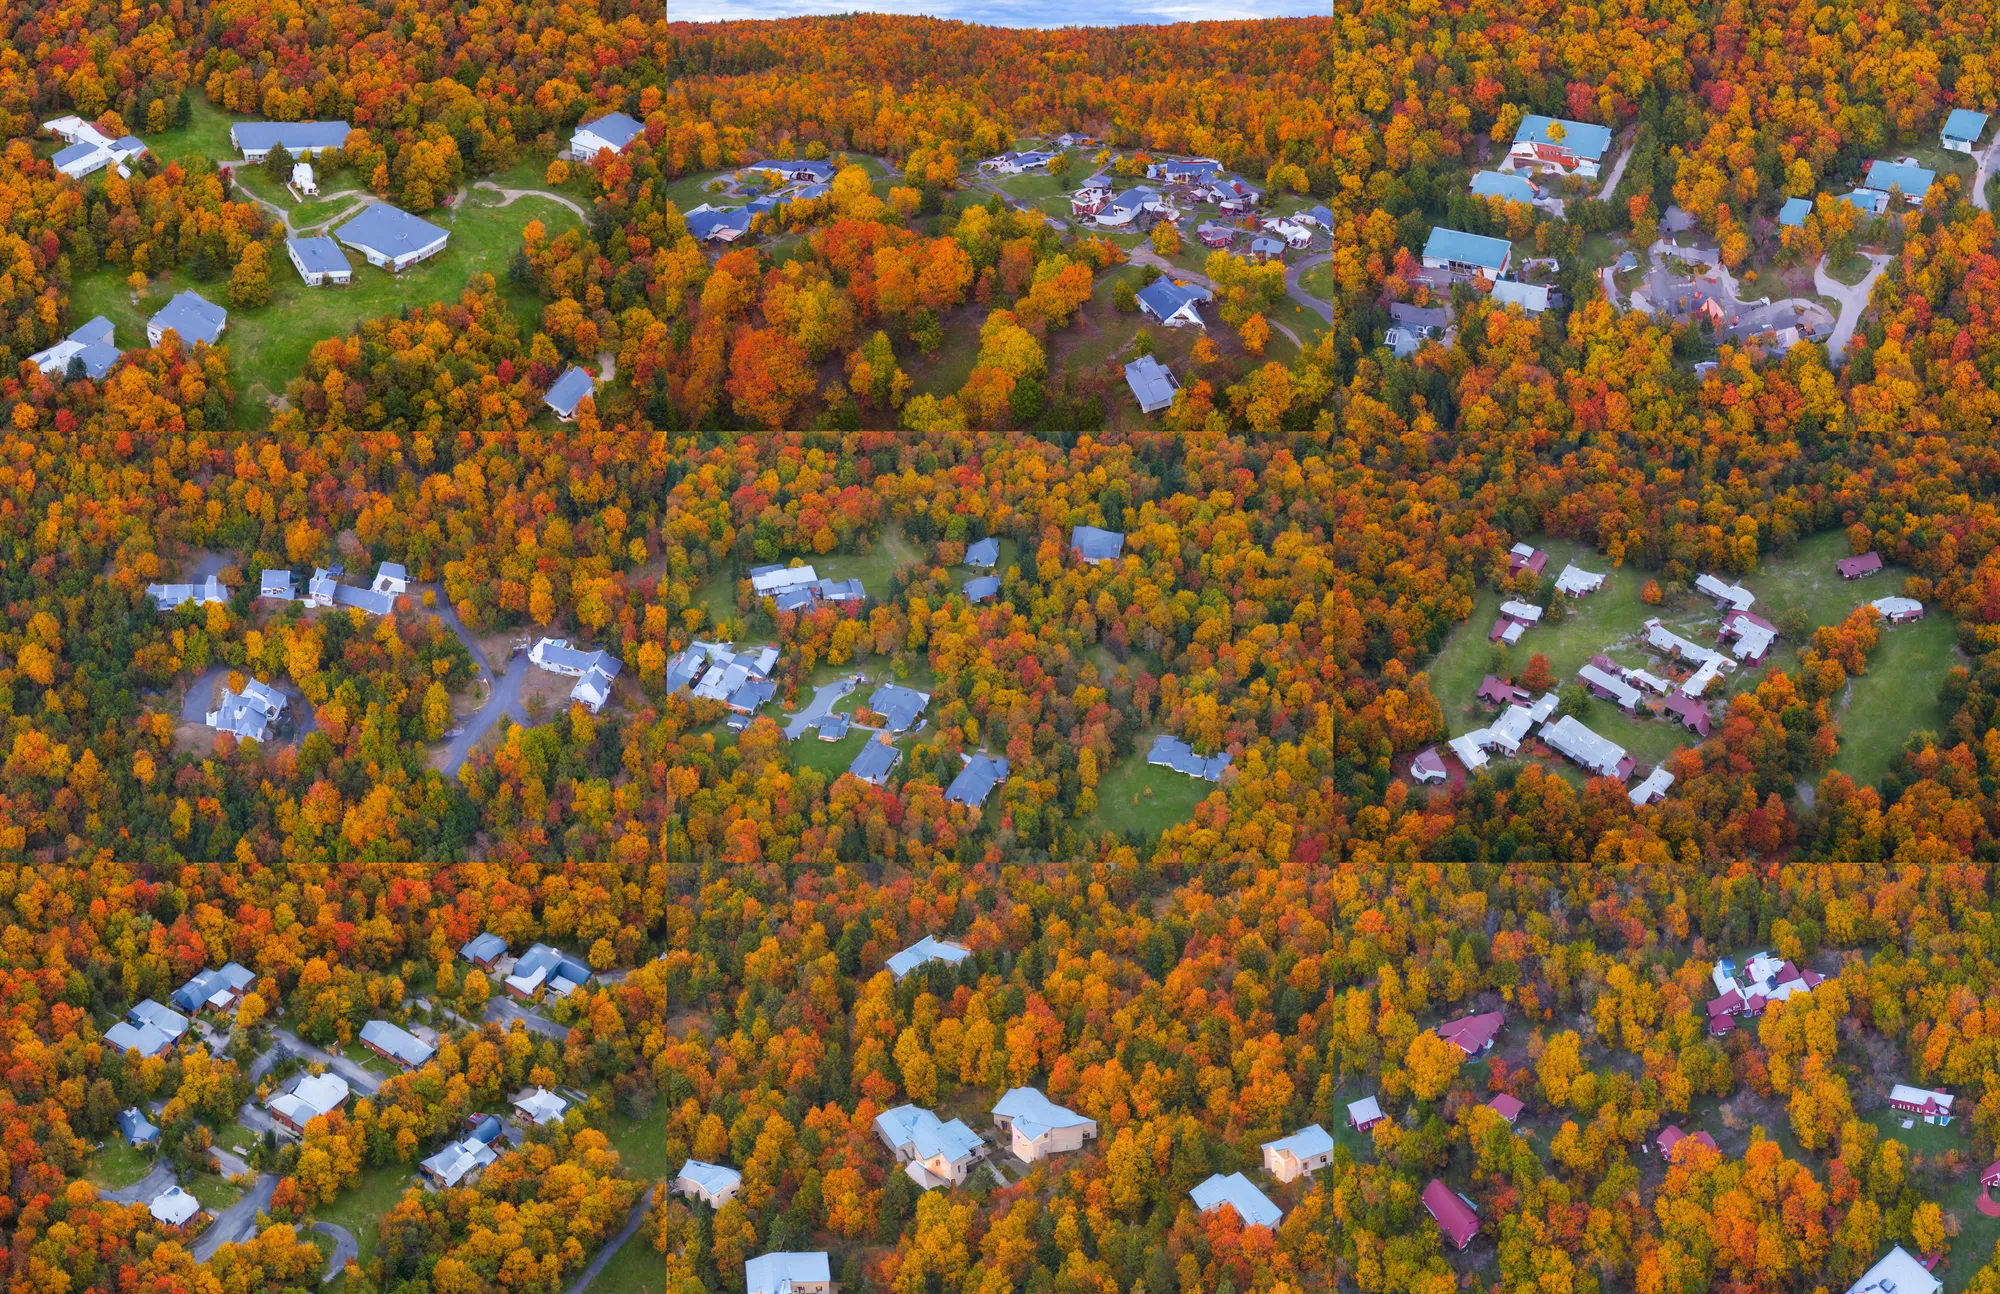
(1486, 1094, 1524, 1122)
(1508, 548, 1548, 576)
(1983, 1159, 2000, 1187)
(1706, 989, 1743, 1015)
(1663, 694, 1711, 736)
(1709, 1014, 1735, 1035)
(1837, 552, 1883, 578)
(1477, 675, 1529, 706)
(1658, 1126, 1715, 1159)
(1422, 1178, 1480, 1249)
(1411, 748, 1448, 779)
(1437, 1011, 1504, 1055)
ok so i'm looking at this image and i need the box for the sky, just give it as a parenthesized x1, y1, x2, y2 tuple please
(669, 0, 1328, 26)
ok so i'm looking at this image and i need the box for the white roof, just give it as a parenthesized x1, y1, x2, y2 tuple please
(886, 936, 971, 979)
(1189, 1172, 1284, 1229)
(1628, 668, 1671, 693)
(1695, 573, 1755, 610)
(1347, 1096, 1383, 1124)
(1728, 620, 1776, 660)
(504, 964, 548, 996)
(1541, 715, 1628, 778)
(677, 1159, 742, 1195)
(1510, 542, 1535, 558)
(993, 1087, 1092, 1141)
(1498, 600, 1543, 623)
(1847, 1246, 1941, 1294)
(745, 1252, 831, 1294)
(1889, 1084, 1953, 1110)
(1554, 564, 1604, 595)
(1527, 693, 1560, 723)
(1579, 663, 1642, 710)
(1264, 1124, 1336, 1160)
(511, 1086, 569, 1125)
(1681, 657, 1724, 697)
(269, 1072, 350, 1124)
(420, 1136, 497, 1187)
(1629, 766, 1674, 806)
(1488, 704, 1535, 752)
(875, 1105, 985, 1164)
(1499, 620, 1526, 645)
(750, 565, 819, 594)
(1448, 731, 1491, 770)
(1644, 619, 1725, 666)
(1873, 596, 1923, 617)
(149, 1185, 201, 1226)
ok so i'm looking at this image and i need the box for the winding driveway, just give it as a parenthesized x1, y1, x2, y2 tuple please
(484, 996, 572, 1041)
(563, 1185, 656, 1294)
(472, 181, 589, 221)
(421, 588, 537, 776)
(265, 1028, 384, 1096)
(311, 1221, 359, 1283)
(101, 1160, 178, 1204)
(192, 1172, 277, 1261)
(1595, 137, 1636, 202)
(1284, 252, 1334, 325)
(783, 675, 862, 740)
(1975, 142, 1997, 213)
(1813, 251, 1893, 364)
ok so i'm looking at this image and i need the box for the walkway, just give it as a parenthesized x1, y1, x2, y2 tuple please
(1976, 141, 1997, 213)
(783, 675, 862, 740)
(472, 181, 589, 221)
(1813, 251, 1893, 364)
(563, 1185, 656, 1294)
(191, 1172, 277, 1261)
(311, 1221, 359, 1283)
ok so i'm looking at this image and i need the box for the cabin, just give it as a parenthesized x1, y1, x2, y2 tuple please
(1487, 1094, 1524, 1124)
(1190, 1173, 1283, 1230)
(1719, 610, 1777, 665)
(675, 1160, 742, 1208)
(1578, 663, 1641, 713)
(1554, 564, 1605, 596)
(1837, 552, 1883, 579)
(336, 204, 449, 271)
(1409, 748, 1448, 784)
(992, 1087, 1097, 1163)
(544, 366, 596, 422)
(745, 1254, 831, 1294)
(1348, 1096, 1385, 1132)
(1872, 596, 1925, 624)
(1889, 1084, 1954, 1125)
(1540, 715, 1635, 780)
(1477, 675, 1531, 707)
(1507, 543, 1548, 576)
(1943, 108, 1990, 154)
(1437, 1011, 1504, 1056)
(292, 162, 317, 195)
(1779, 197, 1813, 228)
(1629, 766, 1675, 807)
(147, 291, 227, 346)
(887, 936, 972, 980)
(1422, 1179, 1480, 1250)
(1694, 573, 1756, 611)
(1262, 1124, 1335, 1183)
(1656, 1125, 1718, 1159)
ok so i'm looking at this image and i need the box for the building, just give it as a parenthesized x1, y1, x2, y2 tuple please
(511, 1086, 570, 1126)
(1510, 115, 1614, 175)
(1719, 610, 1777, 665)
(1151, 158, 1224, 184)
(1498, 600, 1543, 626)
(208, 679, 289, 742)
(1847, 1247, 1941, 1294)
(260, 569, 295, 601)
(1196, 220, 1236, 249)
(848, 736, 901, 786)
(1190, 1173, 1283, 1230)
(1448, 730, 1492, 772)
(1579, 663, 1642, 712)
(51, 129, 147, 180)
(507, 944, 592, 999)
(1695, 574, 1756, 612)
(1149, 734, 1232, 782)
(965, 538, 999, 568)
(231, 121, 352, 161)
(1944, 108, 1991, 153)
(744, 159, 836, 185)
(1410, 748, 1449, 784)
(571, 110, 646, 159)
(147, 290, 227, 346)
(945, 754, 1009, 808)
(1507, 543, 1548, 576)
(874, 1105, 988, 1188)
(293, 162, 317, 194)
(867, 684, 931, 733)
(1662, 693, 1711, 736)
(1643, 619, 1727, 667)
(103, 1019, 175, 1058)
(1872, 596, 1925, 623)
(686, 206, 755, 243)
(1889, 1084, 1954, 1125)
(460, 933, 507, 968)
(1384, 302, 1451, 358)
(1487, 1094, 1524, 1124)
(29, 315, 120, 380)
(118, 1107, 159, 1146)
(419, 1133, 499, 1188)
(1477, 675, 1530, 707)
(1071, 183, 1115, 217)
(887, 936, 972, 981)
(130, 999, 190, 1041)
(992, 1088, 1097, 1162)
(1630, 766, 1675, 806)
(171, 963, 257, 1015)
(1837, 552, 1883, 579)
(149, 1185, 202, 1229)
(1422, 227, 1512, 279)
(1484, 704, 1537, 755)
(268, 1072, 351, 1134)
(1779, 197, 1813, 228)
(814, 714, 849, 740)
(1841, 189, 1891, 217)
(1124, 354, 1179, 414)
(1249, 235, 1286, 261)
(1656, 1125, 1718, 1159)
(1437, 1011, 1504, 1056)
(1707, 952, 1823, 1034)
(1540, 715, 1634, 780)
(675, 1159, 742, 1208)
(1422, 1179, 1480, 1250)
(1490, 279, 1551, 314)
(359, 1019, 435, 1070)
(1864, 159, 1935, 204)
(744, 1253, 832, 1294)
(1095, 186, 1164, 228)
(1348, 1096, 1385, 1132)
(1262, 1124, 1336, 1182)
(1554, 564, 1604, 596)
(964, 575, 1001, 604)
(528, 638, 622, 713)
(1471, 170, 1539, 202)
(1134, 278, 1211, 327)
(336, 204, 449, 271)
(286, 236, 351, 286)
(147, 574, 228, 611)
(544, 366, 596, 421)
(1071, 525, 1125, 563)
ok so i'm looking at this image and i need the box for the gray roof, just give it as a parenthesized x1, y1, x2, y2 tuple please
(129, 998, 189, 1036)
(334, 584, 396, 615)
(815, 713, 850, 739)
(578, 111, 646, 149)
(360, 1019, 435, 1068)
(103, 1020, 171, 1056)
(965, 537, 1000, 568)
(70, 342, 119, 379)
(849, 738, 901, 785)
(727, 677, 777, 712)
(150, 291, 226, 345)
(460, 933, 507, 963)
(1070, 525, 1125, 563)
(964, 575, 1001, 603)
(72, 315, 114, 348)
(687, 207, 754, 240)
(514, 943, 592, 988)
(1389, 302, 1451, 330)
(288, 236, 348, 275)
(53, 141, 104, 169)
(117, 1107, 158, 1143)
(170, 963, 255, 1012)
(336, 203, 448, 258)
(1148, 734, 1231, 781)
(233, 121, 352, 153)
(1134, 279, 1210, 322)
(1124, 354, 1179, 413)
(868, 684, 930, 733)
(545, 365, 596, 417)
(945, 754, 1008, 807)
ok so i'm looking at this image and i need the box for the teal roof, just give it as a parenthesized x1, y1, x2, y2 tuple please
(1422, 226, 1512, 270)
(1470, 171, 1537, 202)
(1778, 197, 1812, 227)
(1865, 160, 1934, 199)
(1944, 108, 1990, 143)
(1513, 115, 1614, 161)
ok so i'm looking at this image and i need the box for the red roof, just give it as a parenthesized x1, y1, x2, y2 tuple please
(1663, 693, 1711, 736)
(1508, 548, 1548, 576)
(1437, 1011, 1504, 1055)
(1422, 1178, 1480, 1249)
(1486, 1094, 1524, 1122)
(1706, 989, 1743, 1015)
(1983, 1159, 2000, 1187)
(1658, 1126, 1716, 1159)
(1837, 552, 1883, 578)
(1476, 675, 1529, 707)
(1709, 1014, 1735, 1036)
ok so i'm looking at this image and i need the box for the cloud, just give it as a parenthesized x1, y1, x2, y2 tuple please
(668, 0, 1328, 26)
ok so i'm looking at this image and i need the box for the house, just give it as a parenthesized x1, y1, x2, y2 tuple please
(292, 162, 317, 195)
(1471, 170, 1539, 203)
(1300, 203, 1335, 230)
(946, 753, 1009, 808)
(963, 575, 1002, 605)
(1508, 543, 1548, 576)
(1889, 1084, 1954, 1125)
(1943, 108, 1991, 153)
(337, 204, 450, 271)
(1872, 596, 1925, 623)
(1448, 730, 1493, 771)
(1149, 734, 1232, 781)
(118, 1107, 159, 1146)
(875, 1105, 988, 1188)
(1384, 302, 1451, 358)
(261, 570, 295, 601)
(1847, 1247, 1941, 1294)
(1071, 525, 1126, 564)
(359, 1020, 435, 1070)
(544, 366, 596, 421)
(419, 1134, 499, 1189)
(744, 1253, 832, 1294)
(1656, 1125, 1719, 1159)
(1491, 618, 1527, 646)
(103, 1020, 174, 1058)
(1070, 182, 1116, 217)
(743, 159, 835, 185)
(1719, 610, 1777, 665)
(1542, 715, 1635, 779)
(1837, 552, 1883, 579)
(28, 315, 120, 380)
(1710, 952, 1824, 1028)
(1054, 132, 1094, 149)
(1477, 675, 1531, 707)
(147, 290, 226, 346)
(571, 111, 646, 159)
(209, 679, 289, 741)
(1498, 600, 1543, 626)
(1134, 278, 1211, 328)
(1410, 748, 1449, 784)
(1487, 1094, 1524, 1124)
(1262, 1125, 1335, 1182)
(887, 936, 972, 980)
(231, 121, 352, 161)
(1554, 564, 1605, 596)
(849, 736, 902, 787)
(1510, 115, 1614, 176)
(511, 1086, 570, 1126)
(1190, 1173, 1283, 1230)
(129, 999, 190, 1041)
(171, 963, 257, 1015)
(1422, 227, 1512, 279)
(1779, 197, 1813, 228)
(1841, 188, 1891, 217)
(1348, 1095, 1386, 1132)
(1422, 1179, 1480, 1250)
(867, 684, 931, 733)
(1695, 573, 1756, 612)
(1643, 619, 1727, 667)
(52, 132, 147, 180)
(1248, 236, 1286, 261)
(1124, 354, 1180, 414)
(285, 235, 351, 286)
(1484, 704, 1538, 756)
(147, 574, 228, 611)
(1490, 279, 1551, 314)
(751, 565, 819, 596)
(1196, 221, 1237, 248)
(507, 944, 592, 999)
(814, 714, 850, 740)
(1864, 159, 1935, 204)
(1096, 186, 1163, 227)
(992, 1088, 1098, 1162)
(1437, 1011, 1504, 1056)
(965, 537, 1000, 568)
(1579, 663, 1642, 713)
(686, 206, 754, 243)
(268, 1072, 351, 1134)
(460, 933, 507, 968)
(674, 1159, 742, 1208)
(1627, 764, 1676, 808)
(528, 638, 622, 713)
(1662, 693, 1711, 737)
(149, 1185, 203, 1229)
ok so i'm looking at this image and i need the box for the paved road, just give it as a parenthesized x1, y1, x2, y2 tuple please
(192, 1172, 277, 1261)
(181, 665, 229, 722)
(267, 1028, 384, 1096)
(473, 181, 589, 221)
(101, 1160, 177, 1204)
(210, 1145, 253, 1177)
(1599, 264, 1621, 309)
(1813, 251, 1893, 363)
(1595, 137, 1635, 202)
(563, 1185, 656, 1294)
(423, 588, 535, 776)
(311, 1221, 359, 1283)
(485, 996, 572, 1040)
(1976, 142, 1997, 212)
(783, 675, 862, 740)
(1283, 252, 1333, 325)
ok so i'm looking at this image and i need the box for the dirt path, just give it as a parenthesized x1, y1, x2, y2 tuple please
(471, 181, 588, 221)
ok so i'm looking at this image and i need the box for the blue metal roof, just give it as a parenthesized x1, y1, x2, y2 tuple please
(945, 754, 1008, 807)
(963, 575, 1001, 603)
(460, 932, 507, 962)
(1865, 160, 1934, 199)
(288, 236, 348, 275)
(1124, 354, 1179, 413)
(686, 207, 753, 240)
(544, 366, 596, 417)
(52, 141, 101, 169)
(1422, 226, 1512, 270)
(1778, 197, 1813, 227)
(1944, 108, 1990, 142)
(150, 291, 226, 344)
(233, 121, 352, 153)
(1470, 171, 1537, 202)
(578, 111, 645, 150)
(337, 203, 449, 258)
(1134, 279, 1210, 322)
(1513, 115, 1614, 161)
(965, 537, 999, 568)
(849, 738, 901, 784)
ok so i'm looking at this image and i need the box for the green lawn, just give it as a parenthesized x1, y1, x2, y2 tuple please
(140, 97, 243, 166)
(814, 526, 924, 595)
(1089, 736, 1214, 837)
(338, 1043, 396, 1080)
(87, 1135, 155, 1189)
(579, 1228, 665, 1294)
(791, 727, 874, 778)
(1828, 254, 1874, 285)
(188, 1171, 243, 1212)
(1832, 613, 1957, 786)
(993, 172, 1071, 205)
(311, 1162, 418, 1265)
(1300, 262, 1334, 302)
(69, 193, 580, 416)
(663, 170, 735, 214)
(696, 567, 739, 631)
(604, 1096, 672, 1182)
(908, 307, 986, 398)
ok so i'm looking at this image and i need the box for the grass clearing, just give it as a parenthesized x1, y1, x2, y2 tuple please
(87, 1135, 155, 1189)
(1832, 614, 1956, 786)
(815, 525, 924, 595)
(141, 97, 243, 166)
(338, 1043, 395, 1080)
(908, 307, 986, 397)
(605, 1094, 673, 1183)
(578, 1226, 665, 1294)
(1089, 735, 1213, 837)
(1828, 253, 1874, 286)
(790, 727, 874, 778)
(1300, 262, 1334, 301)
(188, 1172, 243, 1212)
(312, 1162, 417, 1265)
